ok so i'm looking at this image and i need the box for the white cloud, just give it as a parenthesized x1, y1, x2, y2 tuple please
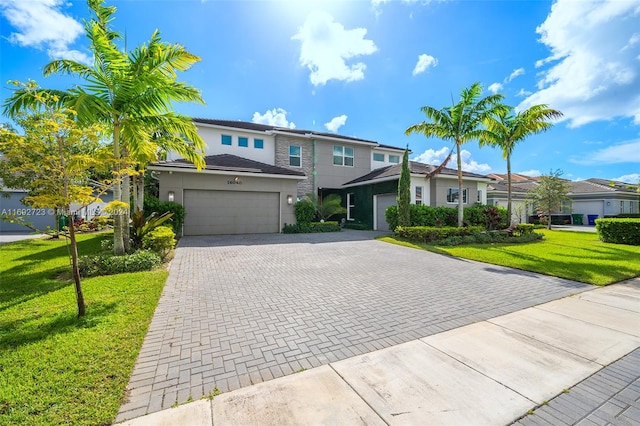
(412, 146, 492, 173)
(292, 11, 378, 86)
(324, 115, 348, 133)
(516, 88, 532, 97)
(570, 139, 640, 165)
(518, 169, 542, 177)
(252, 108, 296, 129)
(614, 173, 640, 183)
(506, 67, 525, 82)
(0, 0, 91, 63)
(412, 54, 438, 76)
(488, 82, 503, 94)
(519, 0, 640, 127)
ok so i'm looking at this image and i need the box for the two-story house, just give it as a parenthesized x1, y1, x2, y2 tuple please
(149, 118, 406, 235)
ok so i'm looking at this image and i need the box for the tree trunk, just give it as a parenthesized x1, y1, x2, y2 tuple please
(112, 123, 125, 255)
(136, 171, 145, 212)
(456, 141, 464, 227)
(67, 213, 86, 317)
(506, 153, 512, 226)
(123, 172, 131, 253)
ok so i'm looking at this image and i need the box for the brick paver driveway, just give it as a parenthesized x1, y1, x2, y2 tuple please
(117, 230, 589, 421)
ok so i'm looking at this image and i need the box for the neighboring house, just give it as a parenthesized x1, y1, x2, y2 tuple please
(152, 118, 406, 235)
(487, 177, 640, 225)
(0, 187, 56, 233)
(341, 161, 492, 231)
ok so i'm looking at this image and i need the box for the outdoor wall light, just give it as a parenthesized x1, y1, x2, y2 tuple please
(168, 191, 175, 202)
(606, 201, 611, 206)
(287, 195, 293, 205)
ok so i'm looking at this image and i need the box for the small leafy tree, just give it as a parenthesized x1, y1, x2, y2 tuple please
(0, 82, 113, 317)
(527, 169, 572, 230)
(397, 148, 411, 227)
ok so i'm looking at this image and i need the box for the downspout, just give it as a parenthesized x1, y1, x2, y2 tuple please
(312, 139, 317, 195)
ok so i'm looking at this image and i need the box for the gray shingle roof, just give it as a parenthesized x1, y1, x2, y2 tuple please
(343, 161, 488, 186)
(192, 118, 381, 145)
(150, 154, 306, 177)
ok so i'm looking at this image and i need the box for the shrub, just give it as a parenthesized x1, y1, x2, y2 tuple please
(130, 210, 174, 250)
(386, 204, 507, 231)
(294, 199, 316, 224)
(282, 221, 341, 233)
(596, 218, 640, 245)
(436, 231, 543, 246)
(144, 196, 185, 235)
(394, 225, 485, 243)
(79, 250, 161, 277)
(343, 221, 370, 230)
(143, 226, 176, 260)
(513, 223, 535, 236)
(385, 205, 399, 231)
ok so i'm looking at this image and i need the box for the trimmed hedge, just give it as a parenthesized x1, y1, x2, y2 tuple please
(282, 221, 341, 234)
(143, 225, 176, 260)
(514, 223, 535, 236)
(343, 221, 371, 230)
(595, 218, 640, 245)
(385, 204, 508, 231)
(294, 200, 316, 224)
(437, 231, 543, 246)
(79, 249, 162, 277)
(394, 225, 485, 243)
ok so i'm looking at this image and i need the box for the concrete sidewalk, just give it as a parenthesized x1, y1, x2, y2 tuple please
(118, 280, 640, 426)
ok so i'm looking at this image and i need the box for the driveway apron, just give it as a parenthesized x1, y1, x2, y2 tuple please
(116, 230, 589, 421)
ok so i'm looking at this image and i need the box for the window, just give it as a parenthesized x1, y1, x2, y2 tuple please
(333, 146, 354, 167)
(238, 136, 248, 147)
(373, 153, 385, 162)
(289, 145, 301, 167)
(388, 155, 400, 164)
(621, 201, 624, 213)
(477, 190, 483, 203)
(415, 186, 423, 205)
(446, 188, 468, 204)
(347, 193, 355, 220)
(221, 134, 232, 146)
(254, 138, 264, 149)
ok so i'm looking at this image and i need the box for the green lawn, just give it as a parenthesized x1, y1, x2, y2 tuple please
(0, 233, 167, 425)
(380, 229, 640, 286)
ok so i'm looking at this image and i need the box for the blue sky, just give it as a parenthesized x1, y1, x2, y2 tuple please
(1, 0, 639, 183)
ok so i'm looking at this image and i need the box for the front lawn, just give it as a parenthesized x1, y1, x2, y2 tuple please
(380, 229, 640, 286)
(0, 233, 167, 425)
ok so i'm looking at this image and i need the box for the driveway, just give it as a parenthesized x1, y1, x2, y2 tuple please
(117, 230, 590, 422)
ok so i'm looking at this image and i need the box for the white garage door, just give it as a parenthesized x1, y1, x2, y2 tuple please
(183, 190, 280, 235)
(375, 193, 397, 231)
(572, 200, 604, 222)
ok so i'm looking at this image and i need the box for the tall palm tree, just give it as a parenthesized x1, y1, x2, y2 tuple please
(406, 82, 506, 227)
(3, 0, 206, 254)
(481, 104, 563, 223)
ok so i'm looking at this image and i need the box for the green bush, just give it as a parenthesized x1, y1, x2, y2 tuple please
(386, 204, 508, 231)
(437, 231, 543, 246)
(294, 199, 316, 224)
(596, 218, 640, 245)
(144, 195, 185, 235)
(79, 250, 162, 277)
(394, 225, 485, 243)
(343, 221, 371, 230)
(513, 223, 535, 236)
(143, 226, 176, 260)
(282, 221, 341, 233)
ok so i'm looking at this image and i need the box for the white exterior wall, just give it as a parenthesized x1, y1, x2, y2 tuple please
(167, 124, 276, 165)
(410, 176, 431, 206)
(370, 149, 403, 170)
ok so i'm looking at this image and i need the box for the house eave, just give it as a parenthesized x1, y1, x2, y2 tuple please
(194, 121, 271, 136)
(148, 165, 307, 181)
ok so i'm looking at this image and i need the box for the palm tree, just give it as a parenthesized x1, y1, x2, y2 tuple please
(3, 0, 206, 254)
(406, 82, 506, 227)
(481, 104, 563, 224)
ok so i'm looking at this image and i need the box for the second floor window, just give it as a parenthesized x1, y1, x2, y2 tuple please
(289, 145, 301, 167)
(333, 145, 354, 167)
(254, 138, 264, 149)
(238, 136, 248, 147)
(373, 153, 385, 162)
(221, 134, 232, 146)
(388, 154, 400, 164)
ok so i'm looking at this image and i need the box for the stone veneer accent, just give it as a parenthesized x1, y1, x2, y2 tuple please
(275, 135, 315, 198)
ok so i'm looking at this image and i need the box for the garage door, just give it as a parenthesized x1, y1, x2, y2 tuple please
(572, 200, 604, 219)
(183, 190, 280, 235)
(375, 193, 397, 231)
